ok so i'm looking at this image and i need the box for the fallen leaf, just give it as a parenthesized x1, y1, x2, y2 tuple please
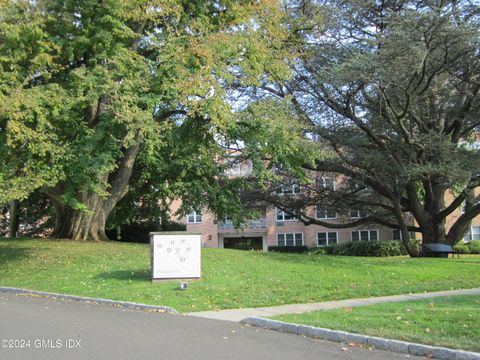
(424, 327, 431, 333)
(341, 347, 348, 352)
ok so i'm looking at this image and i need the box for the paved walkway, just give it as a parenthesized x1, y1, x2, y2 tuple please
(186, 288, 480, 322)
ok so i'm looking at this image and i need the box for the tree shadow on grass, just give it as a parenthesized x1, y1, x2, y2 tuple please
(0, 246, 34, 267)
(93, 269, 151, 282)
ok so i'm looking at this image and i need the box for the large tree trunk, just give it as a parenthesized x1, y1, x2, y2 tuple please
(393, 197, 420, 257)
(49, 143, 140, 242)
(51, 194, 109, 242)
(421, 219, 448, 244)
(418, 218, 450, 257)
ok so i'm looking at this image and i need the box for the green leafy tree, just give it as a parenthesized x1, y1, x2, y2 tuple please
(0, 0, 289, 241)
(253, 0, 480, 256)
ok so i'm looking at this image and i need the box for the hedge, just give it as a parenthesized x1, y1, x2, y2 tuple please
(454, 240, 480, 254)
(268, 246, 309, 253)
(323, 240, 407, 257)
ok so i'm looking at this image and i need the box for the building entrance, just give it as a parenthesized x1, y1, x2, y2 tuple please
(223, 237, 263, 250)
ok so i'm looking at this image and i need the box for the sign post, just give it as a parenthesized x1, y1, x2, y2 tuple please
(150, 232, 201, 281)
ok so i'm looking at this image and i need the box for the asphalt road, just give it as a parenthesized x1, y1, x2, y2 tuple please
(0, 293, 420, 360)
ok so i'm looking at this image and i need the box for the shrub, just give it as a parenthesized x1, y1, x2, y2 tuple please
(323, 240, 407, 257)
(467, 240, 480, 254)
(454, 244, 470, 254)
(268, 246, 309, 253)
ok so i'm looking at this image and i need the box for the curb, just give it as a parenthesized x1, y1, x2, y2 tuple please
(240, 317, 480, 360)
(0, 287, 178, 314)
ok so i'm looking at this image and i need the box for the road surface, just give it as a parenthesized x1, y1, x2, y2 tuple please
(0, 293, 419, 360)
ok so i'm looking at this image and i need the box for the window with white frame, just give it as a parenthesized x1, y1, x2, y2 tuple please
(276, 183, 300, 195)
(187, 210, 203, 223)
(276, 207, 296, 221)
(220, 213, 233, 227)
(351, 230, 378, 241)
(316, 206, 337, 219)
(392, 229, 415, 240)
(350, 209, 368, 219)
(316, 176, 336, 191)
(277, 233, 303, 246)
(317, 232, 338, 247)
(464, 226, 480, 242)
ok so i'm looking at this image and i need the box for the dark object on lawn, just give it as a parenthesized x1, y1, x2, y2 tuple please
(421, 243, 459, 258)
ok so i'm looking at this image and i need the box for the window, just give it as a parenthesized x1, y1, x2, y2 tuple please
(392, 229, 401, 240)
(392, 230, 416, 241)
(316, 206, 337, 219)
(351, 230, 378, 241)
(276, 183, 300, 195)
(464, 226, 480, 242)
(219, 214, 233, 228)
(317, 232, 338, 247)
(316, 176, 336, 191)
(350, 209, 368, 219)
(276, 208, 296, 221)
(187, 210, 202, 223)
(277, 233, 303, 246)
(224, 156, 252, 176)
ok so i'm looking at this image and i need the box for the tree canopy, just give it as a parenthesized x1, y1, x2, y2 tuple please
(0, 0, 290, 240)
(247, 0, 480, 256)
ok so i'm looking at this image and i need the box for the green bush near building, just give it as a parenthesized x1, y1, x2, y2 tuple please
(455, 240, 480, 254)
(467, 240, 480, 254)
(321, 240, 407, 257)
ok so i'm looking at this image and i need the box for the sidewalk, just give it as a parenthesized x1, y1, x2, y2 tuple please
(186, 288, 480, 322)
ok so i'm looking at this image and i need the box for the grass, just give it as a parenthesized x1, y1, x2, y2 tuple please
(272, 295, 480, 352)
(1, 238, 480, 312)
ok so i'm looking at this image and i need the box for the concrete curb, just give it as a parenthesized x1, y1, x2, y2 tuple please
(240, 317, 480, 360)
(0, 287, 178, 314)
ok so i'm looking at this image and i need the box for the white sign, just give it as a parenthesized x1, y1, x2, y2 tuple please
(150, 233, 201, 280)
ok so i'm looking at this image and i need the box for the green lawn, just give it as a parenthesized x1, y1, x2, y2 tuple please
(1, 238, 480, 312)
(272, 295, 480, 352)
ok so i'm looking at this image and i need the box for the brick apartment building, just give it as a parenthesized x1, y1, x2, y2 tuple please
(176, 205, 410, 251)
(170, 157, 480, 251)
(173, 200, 480, 251)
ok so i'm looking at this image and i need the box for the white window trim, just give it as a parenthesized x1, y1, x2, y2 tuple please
(392, 229, 401, 240)
(187, 210, 203, 224)
(392, 229, 415, 241)
(275, 208, 297, 222)
(317, 232, 338, 247)
(464, 225, 480, 242)
(350, 209, 368, 219)
(316, 206, 337, 220)
(318, 176, 336, 191)
(276, 233, 304, 246)
(351, 229, 379, 241)
(276, 183, 301, 195)
(350, 210, 360, 219)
